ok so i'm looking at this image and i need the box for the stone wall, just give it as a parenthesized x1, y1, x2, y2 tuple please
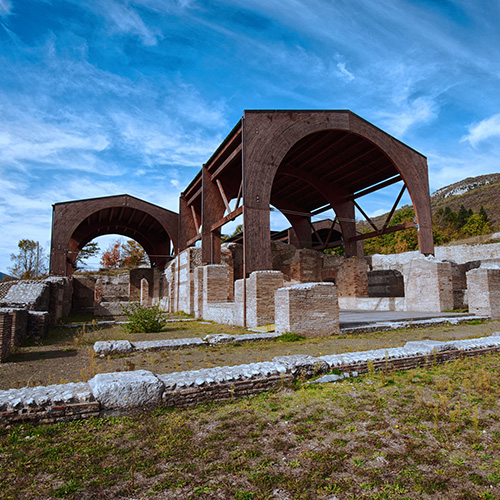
(164, 247, 202, 315)
(367, 270, 404, 297)
(71, 276, 96, 315)
(0, 281, 50, 311)
(467, 267, 500, 319)
(129, 268, 163, 302)
(370, 241, 500, 271)
(403, 256, 453, 312)
(275, 282, 339, 337)
(2, 335, 500, 426)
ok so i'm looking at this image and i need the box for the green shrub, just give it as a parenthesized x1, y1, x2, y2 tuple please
(121, 303, 166, 333)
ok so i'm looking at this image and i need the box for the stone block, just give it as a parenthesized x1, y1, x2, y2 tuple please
(88, 370, 165, 410)
(403, 256, 453, 312)
(1, 281, 50, 310)
(275, 282, 340, 337)
(467, 267, 500, 319)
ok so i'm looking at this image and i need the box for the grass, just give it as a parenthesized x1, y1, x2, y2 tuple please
(2, 316, 500, 390)
(2, 354, 500, 499)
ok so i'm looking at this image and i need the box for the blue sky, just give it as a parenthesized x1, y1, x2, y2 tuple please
(1, 0, 500, 272)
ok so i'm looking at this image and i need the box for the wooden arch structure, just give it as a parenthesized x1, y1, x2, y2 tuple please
(50, 194, 179, 276)
(180, 110, 433, 275)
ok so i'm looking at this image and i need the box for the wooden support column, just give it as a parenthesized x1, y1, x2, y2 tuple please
(179, 195, 198, 251)
(201, 166, 225, 264)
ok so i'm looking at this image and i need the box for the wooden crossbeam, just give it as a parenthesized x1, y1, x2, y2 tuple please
(210, 205, 243, 232)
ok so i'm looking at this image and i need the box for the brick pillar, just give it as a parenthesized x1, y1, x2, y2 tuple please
(466, 268, 500, 319)
(275, 282, 340, 337)
(246, 271, 284, 327)
(202, 264, 232, 304)
(403, 257, 453, 312)
(336, 257, 369, 297)
(0, 311, 13, 362)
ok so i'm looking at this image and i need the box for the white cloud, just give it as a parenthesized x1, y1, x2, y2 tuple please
(0, 0, 11, 16)
(461, 114, 500, 147)
(336, 61, 354, 82)
(376, 96, 438, 137)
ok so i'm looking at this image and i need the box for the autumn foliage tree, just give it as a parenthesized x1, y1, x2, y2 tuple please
(100, 239, 149, 269)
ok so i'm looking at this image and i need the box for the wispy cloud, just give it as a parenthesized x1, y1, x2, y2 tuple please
(461, 114, 500, 147)
(376, 96, 438, 137)
(0, 0, 11, 16)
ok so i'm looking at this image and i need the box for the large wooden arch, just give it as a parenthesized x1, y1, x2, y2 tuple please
(50, 194, 179, 276)
(180, 110, 433, 276)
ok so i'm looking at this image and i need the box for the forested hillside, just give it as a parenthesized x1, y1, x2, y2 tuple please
(356, 174, 500, 255)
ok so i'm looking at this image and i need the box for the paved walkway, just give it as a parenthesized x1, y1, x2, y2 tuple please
(339, 310, 473, 331)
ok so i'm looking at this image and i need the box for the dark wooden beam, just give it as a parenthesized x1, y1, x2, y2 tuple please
(210, 205, 243, 232)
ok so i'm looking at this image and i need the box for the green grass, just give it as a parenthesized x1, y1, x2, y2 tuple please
(2, 354, 500, 499)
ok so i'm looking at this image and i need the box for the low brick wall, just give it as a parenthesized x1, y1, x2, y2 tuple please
(3, 335, 500, 426)
(0, 312, 13, 362)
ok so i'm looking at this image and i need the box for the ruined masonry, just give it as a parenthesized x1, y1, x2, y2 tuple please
(2, 334, 500, 426)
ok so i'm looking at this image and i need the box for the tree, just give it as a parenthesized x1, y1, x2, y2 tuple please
(121, 240, 149, 268)
(76, 242, 100, 269)
(9, 239, 47, 278)
(100, 240, 122, 269)
(461, 214, 492, 237)
(100, 239, 149, 269)
(479, 205, 489, 223)
(457, 205, 470, 226)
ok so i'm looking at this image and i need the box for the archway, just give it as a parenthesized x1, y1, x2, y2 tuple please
(50, 194, 179, 276)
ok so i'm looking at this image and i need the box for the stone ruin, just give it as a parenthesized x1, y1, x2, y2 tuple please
(161, 239, 500, 336)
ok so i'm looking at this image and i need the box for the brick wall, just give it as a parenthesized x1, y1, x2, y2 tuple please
(275, 282, 340, 337)
(245, 271, 284, 327)
(336, 258, 369, 297)
(0, 312, 13, 362)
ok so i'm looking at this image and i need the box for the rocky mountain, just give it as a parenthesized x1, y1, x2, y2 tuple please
(430, 173, 500, 228)
(356, 173, 500, 233)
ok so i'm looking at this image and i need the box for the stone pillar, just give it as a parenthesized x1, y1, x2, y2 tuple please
(466, 268, 500, 319)
(336, 257, 369, 297)
(403, 256, 453, 312)
(140, 278, 150, 306)
(0, 311, 13, 362)
(94, 278, 103, 307)
(245, 271, 284, 327)
(193, 266, 205, 319)
(275, 283, 340, 337)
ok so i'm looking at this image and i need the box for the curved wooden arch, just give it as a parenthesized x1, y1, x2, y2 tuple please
(50, 194, 179, 276)
(242, 110, 432, 272)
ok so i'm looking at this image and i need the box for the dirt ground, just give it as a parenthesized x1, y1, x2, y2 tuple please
(1, 316, 499, 390)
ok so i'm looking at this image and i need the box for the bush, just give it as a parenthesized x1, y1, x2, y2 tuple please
(121, 303, 166, 333)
